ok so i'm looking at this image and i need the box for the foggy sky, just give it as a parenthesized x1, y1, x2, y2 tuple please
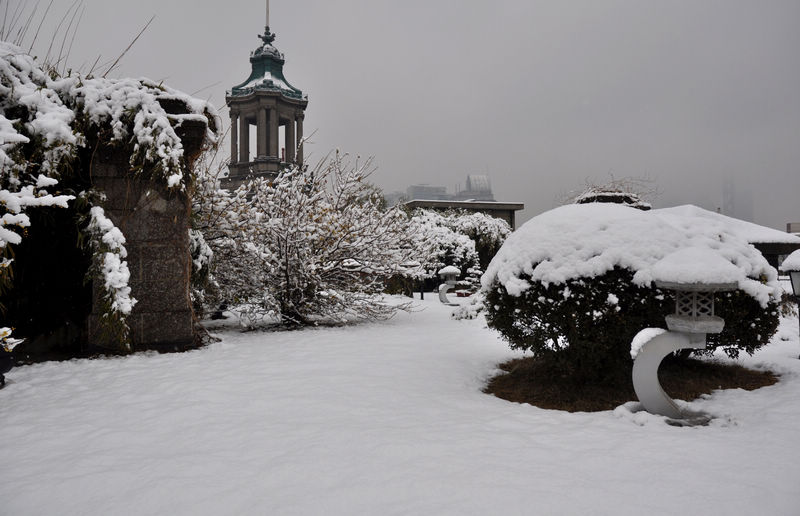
(14, 0, 800, 229)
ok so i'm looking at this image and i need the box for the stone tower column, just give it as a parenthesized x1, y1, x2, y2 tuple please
(239, 114, 249, 163)
(230, 110, 239, 164)
(269, 107, 279, 158)
(296, 113, 304, 166)
(257, 107, 267, 158)
(286, 115, 296, 163)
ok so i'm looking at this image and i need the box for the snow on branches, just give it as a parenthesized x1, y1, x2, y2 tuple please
(406, 209, 511, 287)
(193, 151, 417, 326)
(408, 209, 480, 281)
(85, 206, 136, 349)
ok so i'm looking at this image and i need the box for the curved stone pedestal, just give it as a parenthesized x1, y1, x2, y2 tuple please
(632, 331, 707, 419)
(438, 283, 459, 306)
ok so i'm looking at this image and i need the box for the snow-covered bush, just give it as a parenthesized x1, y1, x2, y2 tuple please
(193, 151, 417, 326)
(398, 209, 510, 296)
(408, 209, 480, 282)
(483, 203, 781, 383)
(85, 205, 136, 350)
(443, 210, 511, 270)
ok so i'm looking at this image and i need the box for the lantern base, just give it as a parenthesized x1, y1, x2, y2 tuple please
(632, 330, 707, 419)
(438, 283, 459, 306)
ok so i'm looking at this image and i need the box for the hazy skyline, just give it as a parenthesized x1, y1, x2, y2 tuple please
(13, 0, 800, 229)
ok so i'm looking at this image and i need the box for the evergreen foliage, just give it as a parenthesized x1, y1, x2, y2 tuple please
(484, 267, 780, 383)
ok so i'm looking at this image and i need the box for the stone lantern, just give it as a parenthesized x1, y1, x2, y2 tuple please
(632, 247, 740, 420)
(438, 266, 460, 305)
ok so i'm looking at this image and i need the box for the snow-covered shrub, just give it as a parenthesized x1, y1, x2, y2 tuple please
(443, 210, 511, 270)
(483, 203, 781, 383)
(193, 151, 417, 326)
(190, 155, 270, 321)
(399, 209, 510, 296)
(85, 205, 135, 350)
(451, 291, 486, 320)
(413, 209, 510, 273)
(406, 209, 482, 286)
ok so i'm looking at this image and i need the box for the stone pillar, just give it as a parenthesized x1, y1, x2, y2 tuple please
(87, 105, 208, 353)
(230, 111, 238, 164)
(286, 116, 296, 163)
(296, 114, 304, 166)
(269, 108, 279, 159)
(239, 114, 249, 163)
(256, 107, 267, 159)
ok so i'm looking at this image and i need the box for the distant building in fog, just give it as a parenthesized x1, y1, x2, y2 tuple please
(401, 175, 523, 230)
(406, 175, 495, 202)
(453, 175, 495, 201)
(407, 184, 449, 201)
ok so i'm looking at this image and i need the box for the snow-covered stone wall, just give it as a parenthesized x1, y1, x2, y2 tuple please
(88, 107, 208, 351)
(1, 41, 217, 354)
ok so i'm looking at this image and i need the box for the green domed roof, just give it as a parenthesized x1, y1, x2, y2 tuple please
(229, 27, 305, 100)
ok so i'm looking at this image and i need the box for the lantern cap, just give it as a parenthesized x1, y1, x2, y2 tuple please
(650, 247, 742, 290)
(438, 265, 461, 276)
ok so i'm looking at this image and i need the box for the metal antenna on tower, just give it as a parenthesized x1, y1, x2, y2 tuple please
(266, 0, 270, 28)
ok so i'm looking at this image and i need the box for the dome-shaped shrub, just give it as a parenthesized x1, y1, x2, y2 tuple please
(482, 203, 782, 383)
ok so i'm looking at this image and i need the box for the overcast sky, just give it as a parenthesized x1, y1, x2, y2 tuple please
(14, 0, 800, 229)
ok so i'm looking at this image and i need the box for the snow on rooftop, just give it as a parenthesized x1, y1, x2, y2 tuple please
(482, 203, 780, 306)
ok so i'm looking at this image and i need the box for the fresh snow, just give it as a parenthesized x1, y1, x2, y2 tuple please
(1, 296, 800, 515)
(630, 327, 668, 358)
(483, 203, 780, 306)
(86, 206, 135, 315)
(650, 246, 743, 286)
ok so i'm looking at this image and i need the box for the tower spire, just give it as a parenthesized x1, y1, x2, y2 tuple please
(266, 0, 270, 28)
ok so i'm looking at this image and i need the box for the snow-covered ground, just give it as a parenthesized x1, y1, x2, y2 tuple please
(1, 296, 799, 515)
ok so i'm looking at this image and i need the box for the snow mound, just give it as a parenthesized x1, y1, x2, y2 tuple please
(482, 203, 780, 306)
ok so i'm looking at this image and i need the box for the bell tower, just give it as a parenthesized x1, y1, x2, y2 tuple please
(227, 1, 308, 185)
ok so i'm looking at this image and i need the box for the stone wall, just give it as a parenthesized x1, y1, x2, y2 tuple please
(88, 105, 208, 352)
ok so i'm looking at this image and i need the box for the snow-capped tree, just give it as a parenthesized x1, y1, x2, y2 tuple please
(193, 151, 417, 326)
(407, 209, 480, 284)
(404, 209, 511, 291)
(442, 210, 511, 270)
